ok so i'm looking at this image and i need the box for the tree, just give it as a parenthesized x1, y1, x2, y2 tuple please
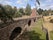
(14, 11, 22, 18)
(48, 9, 52, 15)
(4, 5, 16, 17)
(51, 10, 53, 15)
(37, 8, 43, 15)
(0, 4, 13, 23)
(19, 8, 25, 15)
(25, 4, 31, 15)
(42, 10, 49, 16)
(13, 6, 17, 14)
(12, 6, 18, 17)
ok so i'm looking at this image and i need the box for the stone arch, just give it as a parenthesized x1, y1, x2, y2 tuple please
(9, 27, 22, 40)
(28, 20, 31, 26)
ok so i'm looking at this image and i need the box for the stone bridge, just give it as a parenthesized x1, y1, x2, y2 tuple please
(0, 16, 38, 40)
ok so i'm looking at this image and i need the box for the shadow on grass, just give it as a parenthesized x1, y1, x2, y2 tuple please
(28, 31, 43, 40)
(23, 31, 44, 40)
(50, 31, 53, 40)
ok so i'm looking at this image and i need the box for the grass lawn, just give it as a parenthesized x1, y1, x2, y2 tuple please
(50, 31, 53, 40)
(18, 18, 46, 40)
(27, 18, 46, 40)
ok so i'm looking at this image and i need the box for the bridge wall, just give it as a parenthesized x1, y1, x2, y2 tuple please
(0, 17, 36, 40)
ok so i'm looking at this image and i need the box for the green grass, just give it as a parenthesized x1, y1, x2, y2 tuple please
(33, 19, 46, 40)
(16, 18, 46, 40)
(50, 31, 53, 40)
(27, 18, 46, 40)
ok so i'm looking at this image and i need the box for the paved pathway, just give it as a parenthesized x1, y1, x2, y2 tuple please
(43, 21, 53, 40)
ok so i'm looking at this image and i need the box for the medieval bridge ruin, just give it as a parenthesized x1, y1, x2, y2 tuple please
(0, 16, 39, 40)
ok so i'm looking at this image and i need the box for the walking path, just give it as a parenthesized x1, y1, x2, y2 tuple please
(43, 22, 53, 31)
(43, 17, 53, 40)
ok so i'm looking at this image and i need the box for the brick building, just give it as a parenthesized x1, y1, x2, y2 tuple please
(31, 8, 38, 17)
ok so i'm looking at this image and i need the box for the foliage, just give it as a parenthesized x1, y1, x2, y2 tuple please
(0, 4, 13, 23)
(0, 4, 24, 23)
(25, 4, 31, 15)
(37, 8, 43, 15)
(14, 11, 22, 18)
(0, 4, 31, 23)
(42, 9, 53, 16)
(42, 10, 49, 16)
(37, 8, 53, 16)
(19, 8, 25, 15)
(4, 5, 15, 17)
(31, 18, 46, 40)
(51, 10, 53, 15)
(13, 6, 17, 13)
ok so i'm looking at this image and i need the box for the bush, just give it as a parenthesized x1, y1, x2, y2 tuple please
(50, 19, 53, 23)
(13, 11, 22, 18)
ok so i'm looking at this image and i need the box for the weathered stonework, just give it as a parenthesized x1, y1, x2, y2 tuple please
(0, 17, 36, 40)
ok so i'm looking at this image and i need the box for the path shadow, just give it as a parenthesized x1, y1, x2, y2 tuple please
(26, 31, 44, 40)
(18, 30, 45, 40)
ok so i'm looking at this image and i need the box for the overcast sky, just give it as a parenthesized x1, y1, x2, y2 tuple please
(0, 0, 53, 10)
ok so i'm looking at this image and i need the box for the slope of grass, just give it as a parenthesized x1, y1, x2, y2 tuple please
(50, 31, 53, 40)
(29, 18, 46, 40)
(17, 18, 46, 40)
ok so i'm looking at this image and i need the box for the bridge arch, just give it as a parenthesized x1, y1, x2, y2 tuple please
(9, 27, 22, 40)
(28, 20, 31, 26)
(34, 18, 36, 22)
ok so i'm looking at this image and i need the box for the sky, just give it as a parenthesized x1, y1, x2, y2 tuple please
(0, 0, 53, 10)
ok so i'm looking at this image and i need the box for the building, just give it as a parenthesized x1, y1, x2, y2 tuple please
(31, 8, 38, 17)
